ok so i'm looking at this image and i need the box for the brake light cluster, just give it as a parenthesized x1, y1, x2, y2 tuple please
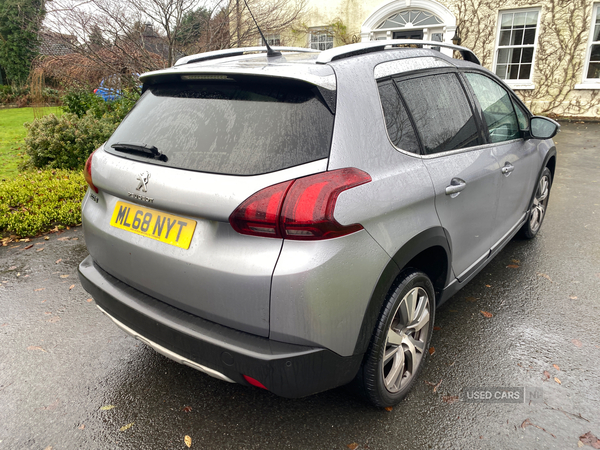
(229, 168, 371, 240)
(84, 151, 98, 193)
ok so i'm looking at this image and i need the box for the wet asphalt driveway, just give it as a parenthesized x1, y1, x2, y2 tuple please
(1, 122, 600, 450)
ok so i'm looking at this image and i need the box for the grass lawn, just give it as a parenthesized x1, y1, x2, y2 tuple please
(0, 107, 62, 180)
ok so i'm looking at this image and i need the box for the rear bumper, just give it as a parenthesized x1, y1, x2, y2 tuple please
(78, 255, 363, 398)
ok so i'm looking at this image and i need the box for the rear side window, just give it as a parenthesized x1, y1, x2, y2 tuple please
(463, 72, 520, 142)
(105, 80, 334, 175)
(395, 73, 484, 155)
(377, 80, 420, 154)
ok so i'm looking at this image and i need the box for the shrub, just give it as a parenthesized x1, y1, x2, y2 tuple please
(0, 169, 86, 237)
(62, 89, 103, 118)
(0, 85, 30, 105)
(62, 88, 140, 121)
(24, 113, 117, 170)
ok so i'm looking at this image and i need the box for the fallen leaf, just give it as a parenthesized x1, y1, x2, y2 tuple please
(47, 316, 61, 323)
(537, 273, 553, 282)
(87, 298, 93, 302)
(8, 266, 16, 270)
(55, 259, 62, 264)
(554, 377, 561, 385)
(69, 284, 75, 290)
(36, 248, 44, 252)
(449, 309, 458, 313)
(347, 443, 358, 450)
(485, 284, 492, 287)
(579, 441, 585, 448)
(428, 347, 435, 355)
(520, 418, 556, 438)
(433, 326, 441, 331)
(27, 346, 46, 352)
(542, 370, 551, 381)
(35, 288, 45, 292)
(480, 310, 493, 318)
(579, 432, 600, 449)
(465, 296, 478, 302)
(71, 237, 78, 240)
(78, 424, 85, 430)
(570, 296, 578, 300)
(24, 244, 34, 249)
(384, 406, 393, 412)
(553, 364, 560, 371)
(511, 259, 520, 264)
(506, 264, 520, 269)
(182, 406, 192, 412)
(572, 339, 583, 348)
(44, 236, 50, 240)
(119, 422, 134, 432)
(442, 395, 459, 404)
(185, 435, 192, 448)
(100, 405, 115, 411)
(44, 446, 52, 450)
(57, 237, 69, 241)
(60, 275, 69, 278)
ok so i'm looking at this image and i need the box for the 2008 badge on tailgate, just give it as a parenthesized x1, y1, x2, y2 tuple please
(110, 201, 196, 249)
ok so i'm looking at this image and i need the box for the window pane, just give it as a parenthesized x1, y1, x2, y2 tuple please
(464, 73, 520, 143)
(499, 30, 511, 46)
(396, 73, 483, 154)
(497, 48, 510, 63)
(591, 44, 600, 61)
(512, 29, 524, 45)
(523, 28, 536, 45)
(501, 13, 514, 28)
(495, 64, 508, 78)
(510, 48, 522, 63)
(377, 81, 420, 153)
(519, 64, 532, 79)
(587, 62, 600, 79)
(594, 24, 600, 42)
(522, 47, 534, 63)
(525, 11, 538, 26)
(513, 12, 527, 27)
(508, 64, 520, 79)
(514, 103, 529, 130)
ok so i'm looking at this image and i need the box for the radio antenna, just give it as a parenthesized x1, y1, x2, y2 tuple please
(241, 0, 282, 57)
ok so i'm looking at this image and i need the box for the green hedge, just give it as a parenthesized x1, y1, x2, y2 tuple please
(24, 113, 117, 170)
(0, 169, 86, 237)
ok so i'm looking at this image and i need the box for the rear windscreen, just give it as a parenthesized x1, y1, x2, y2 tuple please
(105, 79, 335, 175)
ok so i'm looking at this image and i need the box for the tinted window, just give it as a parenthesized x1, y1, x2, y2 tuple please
(377, 80, 420, 154)
(464, 72, 520, 142)
(514, 101, 529, 130)
(106, 80, 334, 175)
(395, 73, 483, 155)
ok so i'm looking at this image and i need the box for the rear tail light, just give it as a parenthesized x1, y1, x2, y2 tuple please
(229, 168, 371, 241)
(84, 151, 98, 193)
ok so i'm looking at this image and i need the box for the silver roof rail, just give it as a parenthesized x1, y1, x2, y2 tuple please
(316, 40, 481, 65)
(175, 47, 319, 66)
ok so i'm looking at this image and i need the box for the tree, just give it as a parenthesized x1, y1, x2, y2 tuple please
(0, 0, 45, 84)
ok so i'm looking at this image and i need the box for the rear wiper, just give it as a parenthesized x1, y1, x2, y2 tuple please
(111, 142, 168, 162)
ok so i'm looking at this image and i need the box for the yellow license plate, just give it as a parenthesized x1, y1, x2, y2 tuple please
(110, 201, 196, 249)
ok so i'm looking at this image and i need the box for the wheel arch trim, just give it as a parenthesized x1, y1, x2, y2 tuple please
(352, 227, 451, 355)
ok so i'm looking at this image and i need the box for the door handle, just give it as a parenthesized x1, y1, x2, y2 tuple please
(501, 162, 515, 176)
(445, 178, 467, 197)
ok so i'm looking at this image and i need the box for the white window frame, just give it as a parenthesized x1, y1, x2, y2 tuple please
(492, 8, 541, 90)
(259, 34, 281, 46)
(308, 28, 334, 51)
(576, 3, 600, 90)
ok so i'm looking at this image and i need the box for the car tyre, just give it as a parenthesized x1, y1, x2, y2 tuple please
(519, 167, 552, 239)
(354, 270, 435, 407)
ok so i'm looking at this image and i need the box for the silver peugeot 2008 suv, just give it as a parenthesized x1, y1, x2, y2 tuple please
(78, 41, 558, 407)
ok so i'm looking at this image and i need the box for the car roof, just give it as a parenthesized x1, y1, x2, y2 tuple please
(139, 40, 482, 91)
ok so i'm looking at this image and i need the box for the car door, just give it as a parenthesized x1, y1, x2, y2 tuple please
(462, 72, 541, 246)
(394, 71, 501, 281)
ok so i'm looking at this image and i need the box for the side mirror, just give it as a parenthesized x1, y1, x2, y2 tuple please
(525, 116, 560, 140)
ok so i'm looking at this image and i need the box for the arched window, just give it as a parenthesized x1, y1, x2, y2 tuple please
(377, 9, 443, 29)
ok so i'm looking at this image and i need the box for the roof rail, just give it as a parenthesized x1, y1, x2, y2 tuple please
(175, 47, 319, 66)
(316, 40, 481, 65)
